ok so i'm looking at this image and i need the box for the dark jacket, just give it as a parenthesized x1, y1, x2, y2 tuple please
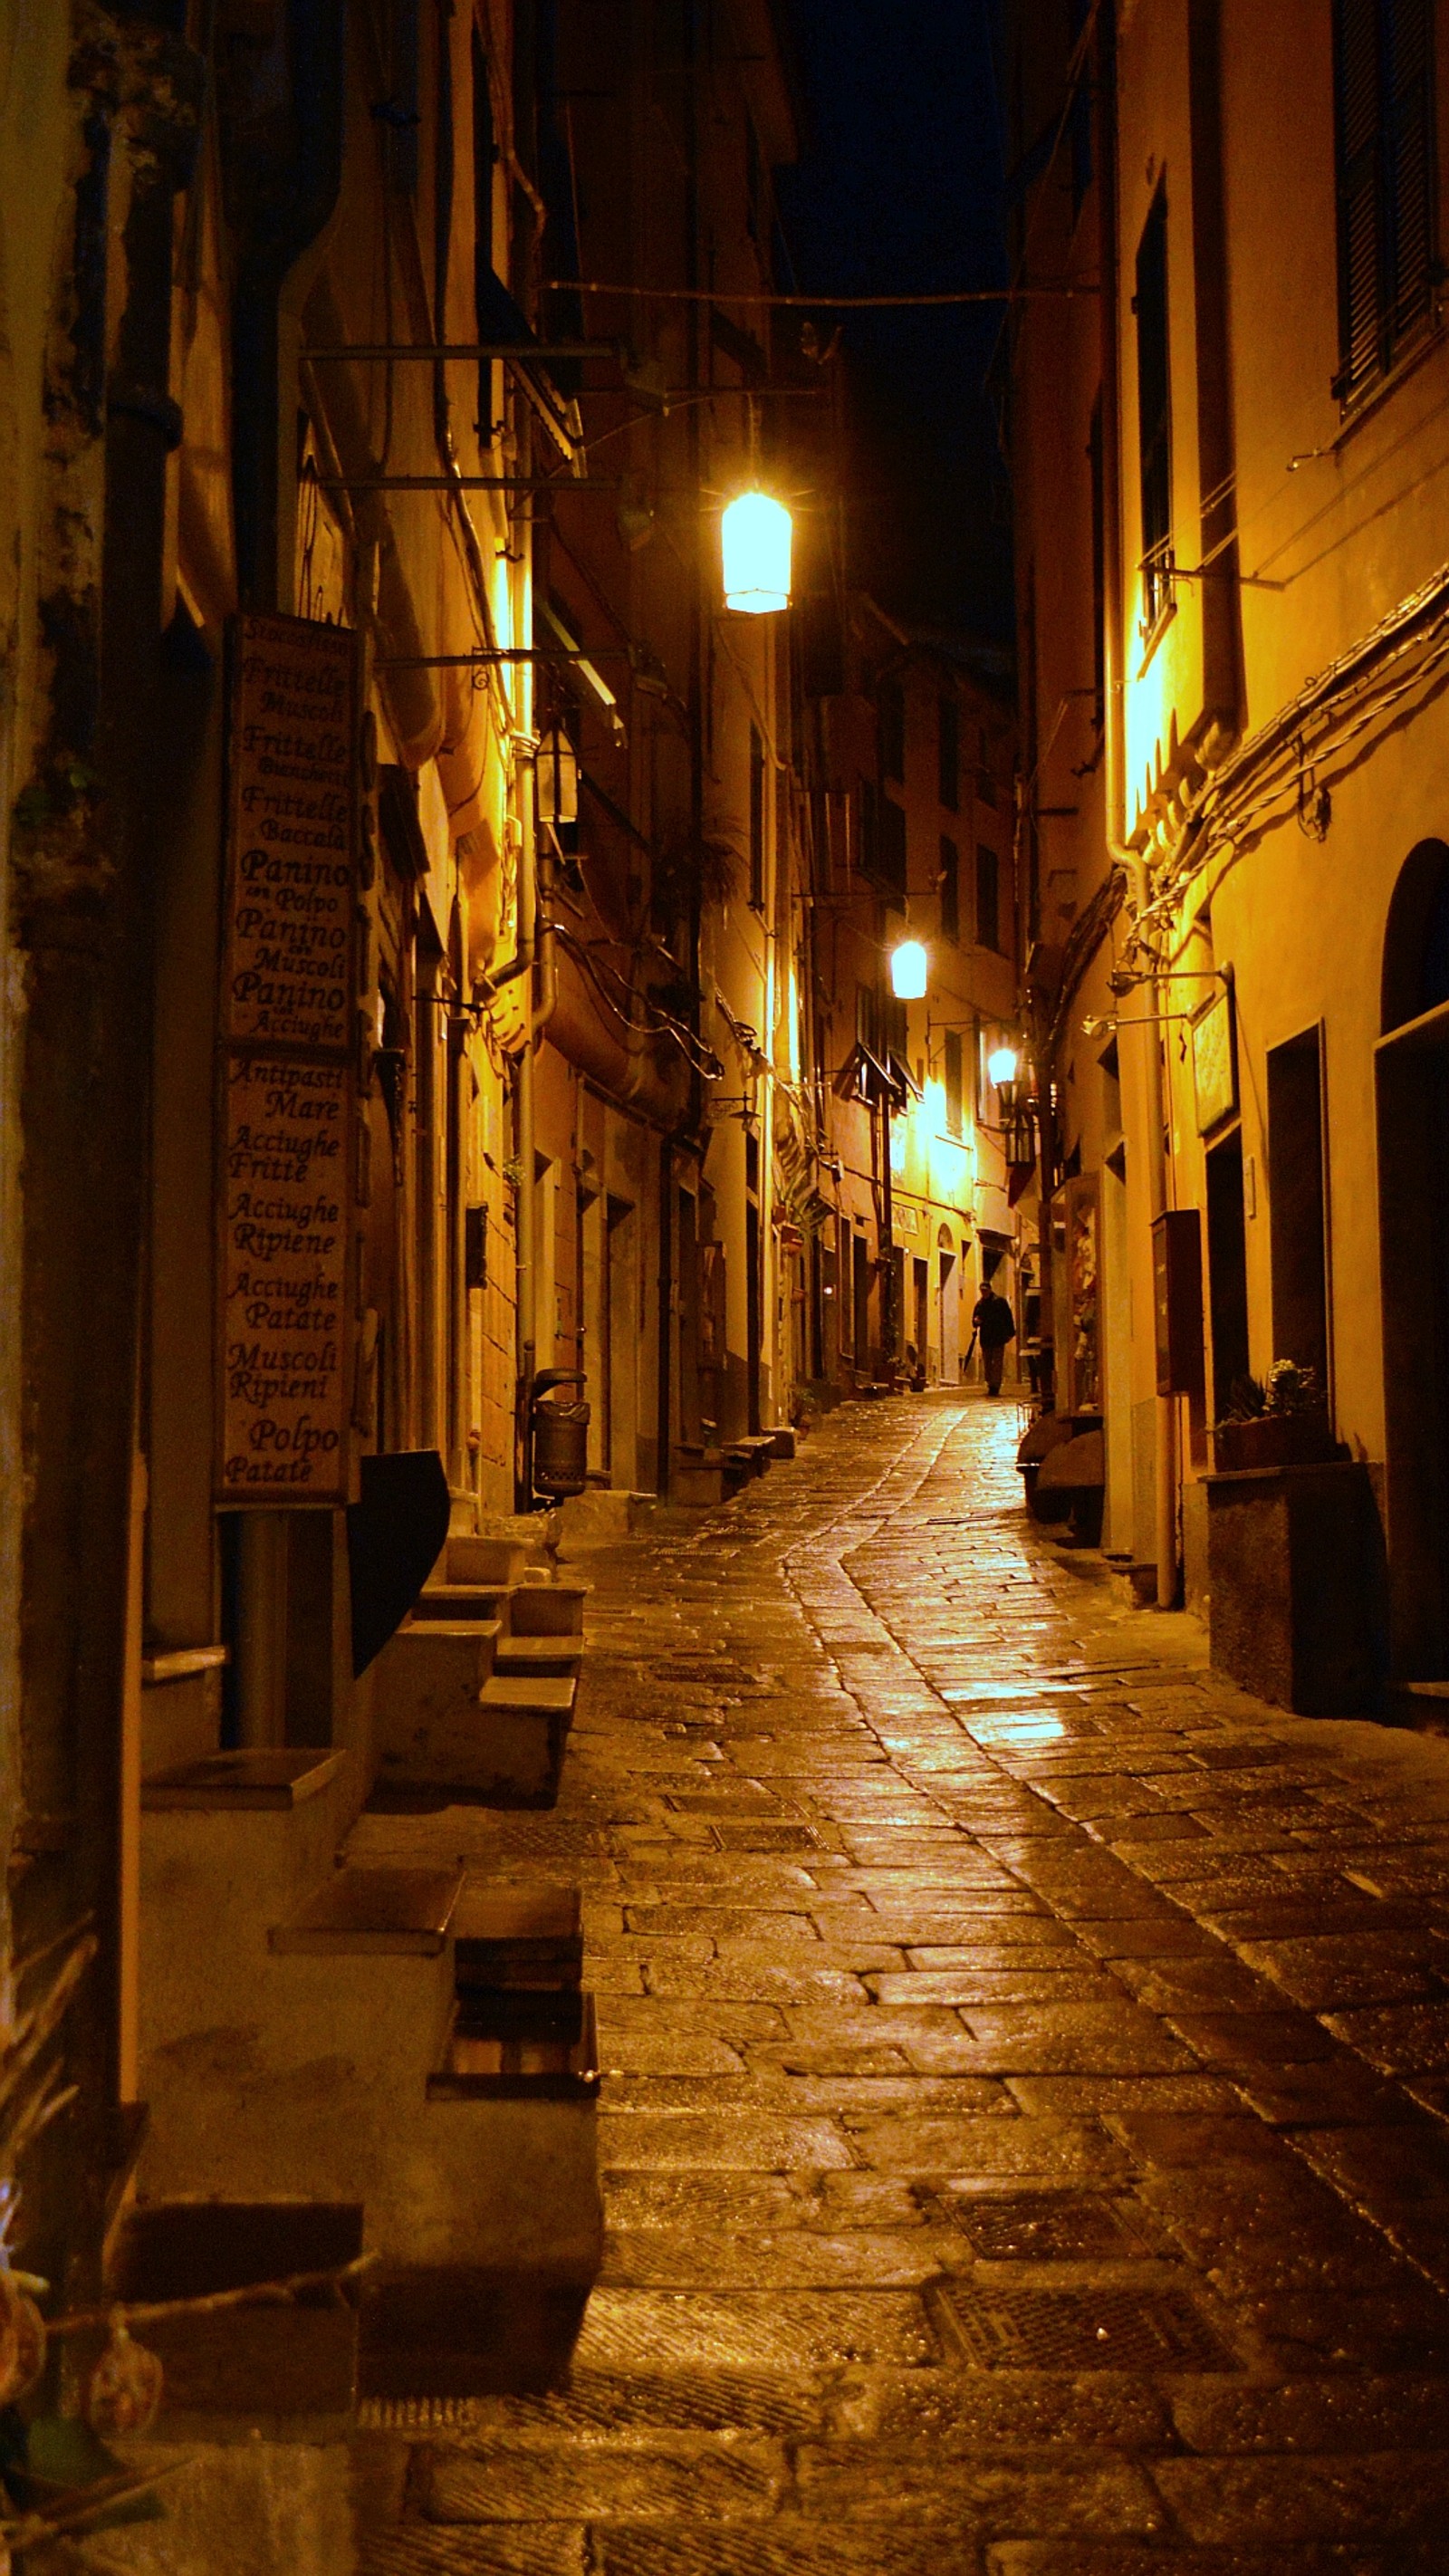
(973, 1290, 1016, 1349)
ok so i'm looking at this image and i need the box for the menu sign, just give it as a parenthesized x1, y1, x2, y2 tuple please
(218, 1054, 350, 1498)
(217, 613, 360, 1508)
(224, 616, 356, 1052)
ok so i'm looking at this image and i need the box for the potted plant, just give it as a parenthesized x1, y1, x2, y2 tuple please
(1214, 1361, 1341, 1472)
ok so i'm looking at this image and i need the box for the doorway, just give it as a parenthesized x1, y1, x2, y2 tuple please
(1377, 840, 1449, 1674)
(1205, 1128, 1251, 1418)
(938, 1230, 957, 1381)
(1267, 1027, 1331, 1396)
(607, 1195, 638, 1487)
(852, 1231, 870, 1378)
(912, 1256, 929, 1378)
(745, 1202, 762, 1432)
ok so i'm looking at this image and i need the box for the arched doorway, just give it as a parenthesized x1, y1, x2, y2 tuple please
(1377, 839, 1449, 1676)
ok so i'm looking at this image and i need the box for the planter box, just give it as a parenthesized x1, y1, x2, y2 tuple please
(1212, 1411, 1339, 1473)
(1205, 1459, 1385, 1716)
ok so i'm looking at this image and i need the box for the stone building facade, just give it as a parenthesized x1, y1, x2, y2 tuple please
(1008, 0, 1449, 1702)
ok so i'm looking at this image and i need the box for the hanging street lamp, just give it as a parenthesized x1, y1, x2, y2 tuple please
(889, 937, 928, 1000)
(987, 1042, 1036, 1172)
(721, 490, 792, 614)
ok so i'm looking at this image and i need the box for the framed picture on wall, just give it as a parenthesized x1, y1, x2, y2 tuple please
(1192, 985, 1237, 1135)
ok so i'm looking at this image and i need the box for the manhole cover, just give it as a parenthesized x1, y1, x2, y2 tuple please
(945, 2194, 1147, 2261)
(927, 2279, 1236, 2371)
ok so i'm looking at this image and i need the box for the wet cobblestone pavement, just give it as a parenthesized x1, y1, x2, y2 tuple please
(350, 1392, 1449, 2573)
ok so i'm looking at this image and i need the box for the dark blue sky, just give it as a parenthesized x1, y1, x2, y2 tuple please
(776, 0, 1012, 635)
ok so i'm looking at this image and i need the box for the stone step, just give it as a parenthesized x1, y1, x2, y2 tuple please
(478, 1674, 576, 1720)
(508, 1581, 589, 1639)
(493, 1635, 581, 1677)
(143, 1749, 344, 1811)
(371, 1620, 503, 1789)
(374, 1674, 573, 1805)
(446, 1532, 544, 1586)
(453, 1883, 582, 1991)
(107, 2198, 363, 2431)
(428, 1993, 600, 2102)
(270, 1865, 464, 1956)
(412, 1585, 508, 1623)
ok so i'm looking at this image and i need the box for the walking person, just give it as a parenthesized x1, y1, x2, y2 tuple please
(970, 1275, 1017, 1396)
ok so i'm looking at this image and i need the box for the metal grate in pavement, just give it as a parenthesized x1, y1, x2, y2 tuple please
(944, 2192, 1149, 2261)
(361, 2367, 821, 2439)
(926, 2276, 1238, 2371)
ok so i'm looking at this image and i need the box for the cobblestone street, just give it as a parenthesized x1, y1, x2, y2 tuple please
(351, 1393, 1449, 2572)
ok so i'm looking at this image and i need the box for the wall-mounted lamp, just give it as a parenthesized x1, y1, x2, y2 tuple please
(721, 490, 792, 614)
(535, 727, 579, 825)
(889, 937, 928, 1001)
(987, 1042, 1021, 1110)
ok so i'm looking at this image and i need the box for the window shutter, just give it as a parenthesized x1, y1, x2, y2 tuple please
(1387, 0, 1435, 345)
(945, 1032, 964, 1139)
(1334, 0, 1437, 406)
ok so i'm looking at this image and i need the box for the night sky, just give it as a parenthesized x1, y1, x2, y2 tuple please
(776, 0, 1012, 639)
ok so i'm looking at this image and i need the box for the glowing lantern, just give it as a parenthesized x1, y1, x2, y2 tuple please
(890, 938, 928, 1000)
(721, 491, 792, 614)
(535, 728, 579, 825)
(988, 1043, 1020, 1106)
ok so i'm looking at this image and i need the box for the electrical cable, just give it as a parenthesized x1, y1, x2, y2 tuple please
(545, 280, 1091, 307)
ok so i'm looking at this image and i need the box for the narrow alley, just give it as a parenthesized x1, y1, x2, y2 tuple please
(347, 1395, 1449, 2572)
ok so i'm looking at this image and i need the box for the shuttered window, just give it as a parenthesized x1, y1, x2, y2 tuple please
(976, 845, 1001, 954)
(1135, 187, 1173, 630)
(940, 835, 960, 943)
(1333, 0, 1438, 409)
(945, 1032, 964, 1139)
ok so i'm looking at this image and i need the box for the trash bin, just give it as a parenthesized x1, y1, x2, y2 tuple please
(531, 1369, 590, 1499)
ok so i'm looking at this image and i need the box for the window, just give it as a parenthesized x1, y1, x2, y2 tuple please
(977, 724, 997, 807)
(878, 794, 907, 907)
(1268, 1027, 1331, 1399)
(976, 844, 1001, 953)
(938, 696, 960, 810)
(940, 835, 960, 942)
(1136, 184, 1173, 630)
(856, 982, 878, 1053)
(1334, 0, 1437, 409)
(749, 723, 765, 907)
(878, 677, 905, 783)
(944, 1031, 964, 1139)
(859, 776, 878, 879)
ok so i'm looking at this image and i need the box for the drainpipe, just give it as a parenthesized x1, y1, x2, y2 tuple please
(1096, 0, 1177, 1606)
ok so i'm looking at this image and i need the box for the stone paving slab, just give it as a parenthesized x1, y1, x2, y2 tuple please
(343, 1394, 1449, 2568)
